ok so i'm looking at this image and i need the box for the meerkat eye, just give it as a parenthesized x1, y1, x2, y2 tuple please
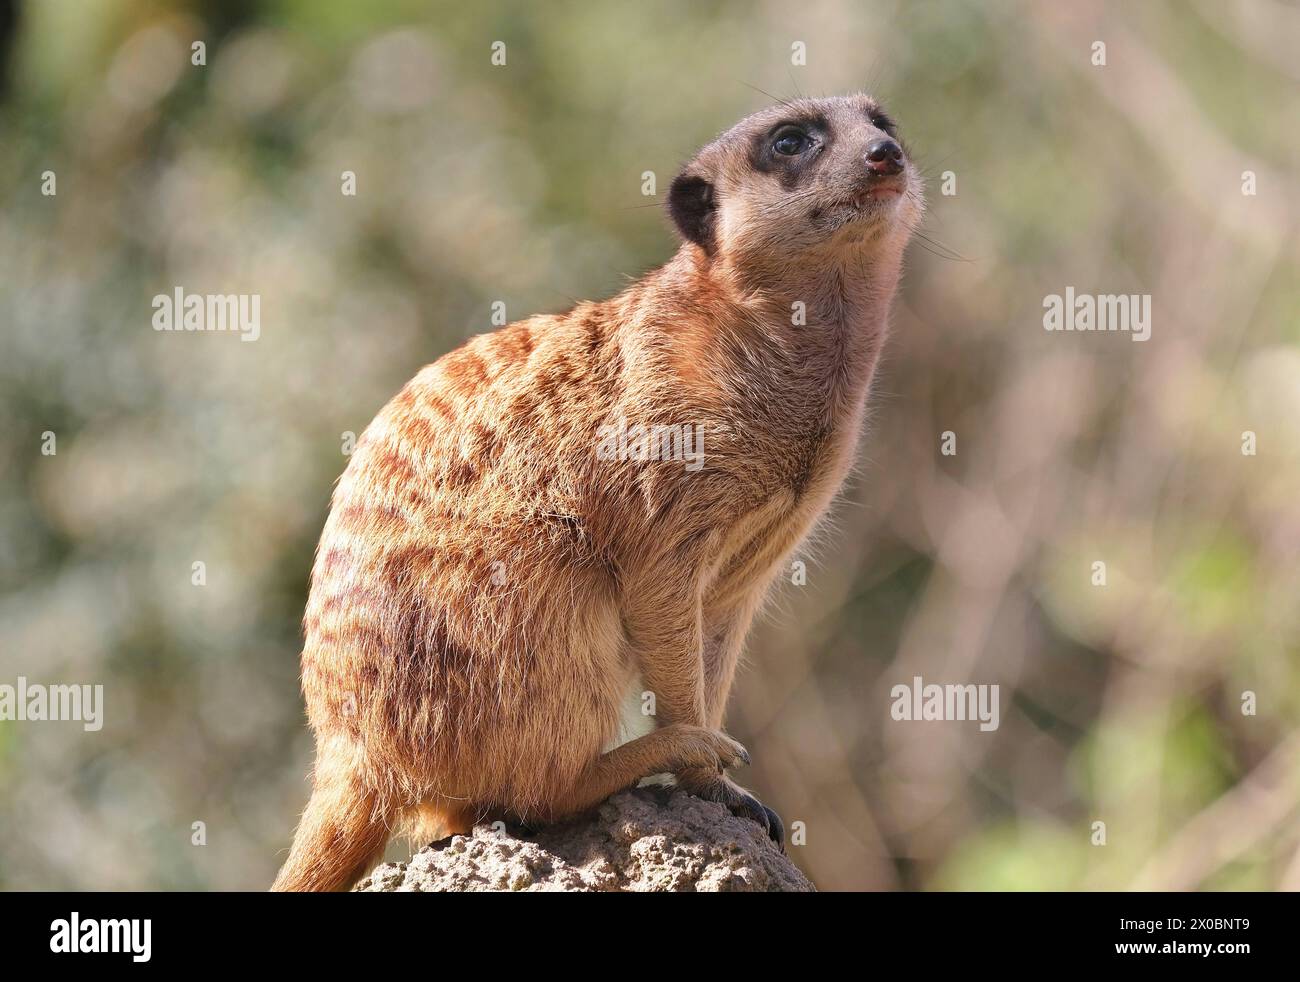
(870, 113, 897, 136)
(772, 129, 809, 156)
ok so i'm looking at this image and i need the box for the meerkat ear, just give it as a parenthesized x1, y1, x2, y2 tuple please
(668, 170, 716, 252)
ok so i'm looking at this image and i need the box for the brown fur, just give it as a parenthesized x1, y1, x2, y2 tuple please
(273, 95, 922, 891)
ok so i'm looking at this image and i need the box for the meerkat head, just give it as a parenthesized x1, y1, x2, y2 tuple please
(668, 95, 923, 269)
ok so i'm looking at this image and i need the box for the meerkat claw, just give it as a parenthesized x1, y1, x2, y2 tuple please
(731, 789, 785, 851)
(761, 803, 786, 852)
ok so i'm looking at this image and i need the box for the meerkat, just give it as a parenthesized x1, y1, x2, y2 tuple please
(273, 94, 922, 891)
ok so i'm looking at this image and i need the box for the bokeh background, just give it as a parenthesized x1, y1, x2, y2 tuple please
(2, 0, 1298, 891)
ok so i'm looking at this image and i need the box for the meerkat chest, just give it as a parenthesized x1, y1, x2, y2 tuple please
(705, 411, 863, 604)
(702, 495, 806, 610)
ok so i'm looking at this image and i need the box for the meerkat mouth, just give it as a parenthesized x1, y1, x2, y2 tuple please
(826, 184, 905, 227)
(851, 181, 905, 209)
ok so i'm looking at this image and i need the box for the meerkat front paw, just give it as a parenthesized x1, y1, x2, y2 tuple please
(659, 723, 750, 774)
(676, 770, 785, 852)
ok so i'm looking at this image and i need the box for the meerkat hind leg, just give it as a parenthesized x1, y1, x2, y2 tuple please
(675, 769, 785, 851)
(545, 723, 749, 819)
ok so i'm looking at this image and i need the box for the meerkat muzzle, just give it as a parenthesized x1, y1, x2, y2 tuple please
(865, 137, 905, 176)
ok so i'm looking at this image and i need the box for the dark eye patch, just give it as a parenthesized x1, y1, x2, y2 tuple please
(748, 114, 828, 189)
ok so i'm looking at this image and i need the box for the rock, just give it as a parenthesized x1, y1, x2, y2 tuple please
(355, 786, 815, 892)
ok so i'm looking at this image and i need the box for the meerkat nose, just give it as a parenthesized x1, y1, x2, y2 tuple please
(865, 138, 904, 176)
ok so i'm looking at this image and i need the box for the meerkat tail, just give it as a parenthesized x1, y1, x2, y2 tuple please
(272, 774, 390, 892)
